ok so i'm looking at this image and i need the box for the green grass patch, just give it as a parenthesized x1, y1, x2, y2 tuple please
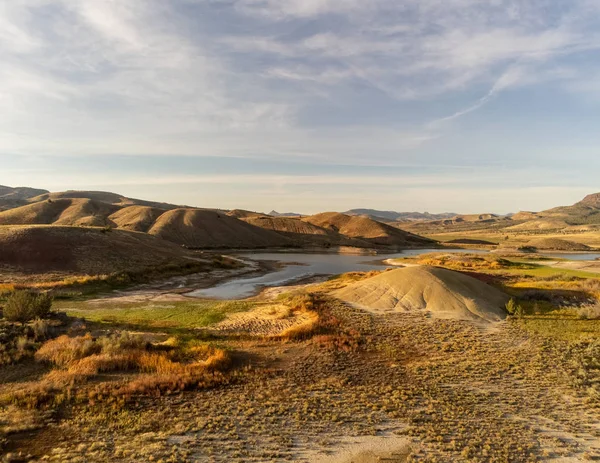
(504, 264, 598, 280)
(57, 300, 254, 330)
(514, 314, 600, 342)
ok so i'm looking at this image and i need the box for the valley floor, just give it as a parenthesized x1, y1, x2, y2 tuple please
(3, 297, 599, 463)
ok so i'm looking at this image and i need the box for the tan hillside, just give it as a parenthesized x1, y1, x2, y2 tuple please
(109, 206, 167, 232)
(0, 198, 120, 227)
(526, 238, 592, 251)
(241, 215, 367, 247)
(0, 225, 198, 275)
(334, 266, 509, 322)
(0, 185, 48, 211)
(506, 218, 569, 231)
(28, 190, 179, 210)
(511, 211, 540, 221)
(148, 208, 291, 248)
(303, 212, 433, 247)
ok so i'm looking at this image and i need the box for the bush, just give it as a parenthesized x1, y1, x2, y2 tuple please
(505, 298, 524, 317)
(2, 291, 53, 324)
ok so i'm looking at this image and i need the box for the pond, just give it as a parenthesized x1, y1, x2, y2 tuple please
(187, 248, 486, 300)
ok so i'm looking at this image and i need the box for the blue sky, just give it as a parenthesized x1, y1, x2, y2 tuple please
(1, 0, 600, 213)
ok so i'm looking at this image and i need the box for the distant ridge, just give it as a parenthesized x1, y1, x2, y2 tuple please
(269, 210, 303, 218)
(345, 209, 457, 222)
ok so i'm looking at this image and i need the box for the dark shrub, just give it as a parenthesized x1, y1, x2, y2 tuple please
(3, 291, 53, 324)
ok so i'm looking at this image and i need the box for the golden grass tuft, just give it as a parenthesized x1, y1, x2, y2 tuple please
(7, 331, 231, 408)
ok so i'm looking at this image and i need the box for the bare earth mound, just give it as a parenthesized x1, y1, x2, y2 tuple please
(0, 226, 197, 275)
(526, 238, 592, 251)
(148, 208, 291, 248)
(334, 266, 508, 322)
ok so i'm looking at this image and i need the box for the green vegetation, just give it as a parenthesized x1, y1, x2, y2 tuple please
(59, 299, 254, 331)
(514, 314, 600, 341)
(2, 290, 53, 324)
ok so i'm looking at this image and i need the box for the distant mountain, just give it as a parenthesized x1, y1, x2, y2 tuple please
(268, 210, 304, 218)
(345, 209, 457, 222)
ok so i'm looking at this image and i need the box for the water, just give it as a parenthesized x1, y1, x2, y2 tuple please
(187, 248, 486, 299)
(187, 248, 600, 300)
(539, 252, 600, 261)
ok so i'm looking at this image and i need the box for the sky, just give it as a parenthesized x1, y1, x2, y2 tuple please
(1, 0, 600, 214)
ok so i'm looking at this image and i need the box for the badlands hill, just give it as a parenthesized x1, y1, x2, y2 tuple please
(0, 198, 119, 227)
(334, 266, 509, 322)
(238, 215, 369, 247)
(27, 190, 180, 210)
(304, 212, 433, 248)
(0, 187, 435, 250)
(147, 209, 291, 248)
(0, 193, 291, 249)
(0, 226, 200, 275)
(0, 185, 49, 211)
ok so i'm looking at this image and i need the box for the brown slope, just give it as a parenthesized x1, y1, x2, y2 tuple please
(109, 206, 167, 232)
(240, 215, 368, 247)
(303, 212, 433, 247)
(28, 190, 179, 210)
(0, 225, 198, 275)
(148, 208, 292, 248)
(0, 185, 49, 211)
(0, 198, 120, 227)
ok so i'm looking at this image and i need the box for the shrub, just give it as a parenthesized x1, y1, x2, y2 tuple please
(3, 291, 53, 323)
(506, 299, 524, 317)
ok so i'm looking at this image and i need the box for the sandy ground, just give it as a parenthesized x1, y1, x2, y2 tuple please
(210, 304, 315, 336)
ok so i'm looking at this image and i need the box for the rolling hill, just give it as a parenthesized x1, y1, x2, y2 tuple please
(239, 215, 368, 247)
(303, 212, 434, 247)
(147, 208, 292, 249)
(28, 190, 180, 211)
(0, 225, 201, 275)
(0, 186, 437, 250)
(0, 185, 49, 211)
(0, 198, 119, 227)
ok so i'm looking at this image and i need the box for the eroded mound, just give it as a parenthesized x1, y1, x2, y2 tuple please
(334, 266, 508, 322)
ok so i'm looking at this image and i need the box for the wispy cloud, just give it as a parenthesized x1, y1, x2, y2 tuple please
(2, 0, 600, 190)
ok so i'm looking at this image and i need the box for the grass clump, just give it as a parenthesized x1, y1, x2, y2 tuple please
(2, 291, 53, 324)
(10, 331, 231, 408)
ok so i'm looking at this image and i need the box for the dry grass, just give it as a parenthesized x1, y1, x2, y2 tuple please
(6, 331, 231, 409)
